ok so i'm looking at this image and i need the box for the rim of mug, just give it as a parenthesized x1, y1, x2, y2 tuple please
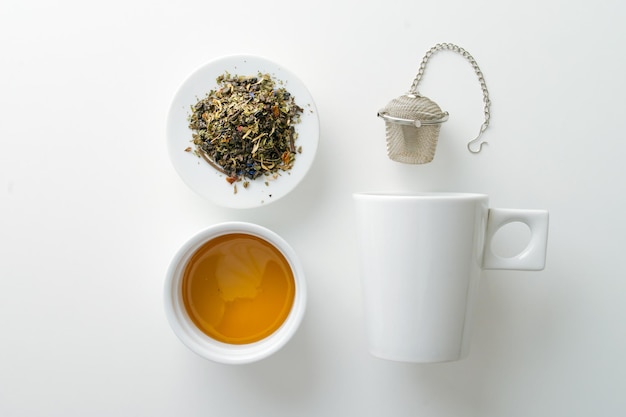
(353, 192, 488, 200)
(163, 221, 307, 364)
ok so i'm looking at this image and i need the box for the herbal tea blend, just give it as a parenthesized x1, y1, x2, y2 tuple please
(188, 72, 303, 185)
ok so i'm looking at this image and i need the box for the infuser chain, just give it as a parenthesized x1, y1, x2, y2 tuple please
(411, 43, 491, 154)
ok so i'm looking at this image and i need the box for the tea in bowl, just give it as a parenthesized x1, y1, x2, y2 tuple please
(164, 222, 306, 364)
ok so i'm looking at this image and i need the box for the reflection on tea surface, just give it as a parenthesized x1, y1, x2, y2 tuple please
(182, 233, 295, 344)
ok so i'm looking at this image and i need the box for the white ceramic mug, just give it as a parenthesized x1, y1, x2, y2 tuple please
(353, 192, 549, 363)
(164, 222, 307, 364)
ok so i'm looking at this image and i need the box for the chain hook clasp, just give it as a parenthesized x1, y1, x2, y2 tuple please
(467, 123, 489, 153)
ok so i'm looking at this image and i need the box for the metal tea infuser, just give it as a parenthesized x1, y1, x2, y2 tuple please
(378, 43, 492, 164)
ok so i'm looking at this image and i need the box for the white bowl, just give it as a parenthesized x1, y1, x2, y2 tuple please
(166, 55, 320, 209)
(163, 222, 307, 364)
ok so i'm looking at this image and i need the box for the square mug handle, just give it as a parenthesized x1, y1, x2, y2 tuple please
(483, 209, 549, 271)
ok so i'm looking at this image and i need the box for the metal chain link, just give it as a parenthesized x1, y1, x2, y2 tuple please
(409, 43, 491, 153)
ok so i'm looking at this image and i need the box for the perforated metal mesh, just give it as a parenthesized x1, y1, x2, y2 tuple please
(379, 94, 446, 164)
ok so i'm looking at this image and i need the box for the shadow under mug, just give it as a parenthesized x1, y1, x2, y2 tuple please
(353, 192, 549, 363)
(164, 222, 307, 364)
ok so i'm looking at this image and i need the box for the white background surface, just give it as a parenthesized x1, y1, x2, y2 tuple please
(1, 1, 625, 416)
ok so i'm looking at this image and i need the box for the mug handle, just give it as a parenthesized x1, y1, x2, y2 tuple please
(482, 208, 549, 271)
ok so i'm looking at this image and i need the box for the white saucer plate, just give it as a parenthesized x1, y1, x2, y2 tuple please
(166, 55, 320, 209)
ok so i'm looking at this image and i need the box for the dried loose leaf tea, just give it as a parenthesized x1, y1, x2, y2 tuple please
(188, 72, 303, 185)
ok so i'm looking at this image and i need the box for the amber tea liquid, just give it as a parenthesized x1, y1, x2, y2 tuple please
(182, 233, 295, 344)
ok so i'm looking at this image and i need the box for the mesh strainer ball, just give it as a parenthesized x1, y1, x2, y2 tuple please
(377, 93, 449, 164)
(377, 43, 492, 164)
